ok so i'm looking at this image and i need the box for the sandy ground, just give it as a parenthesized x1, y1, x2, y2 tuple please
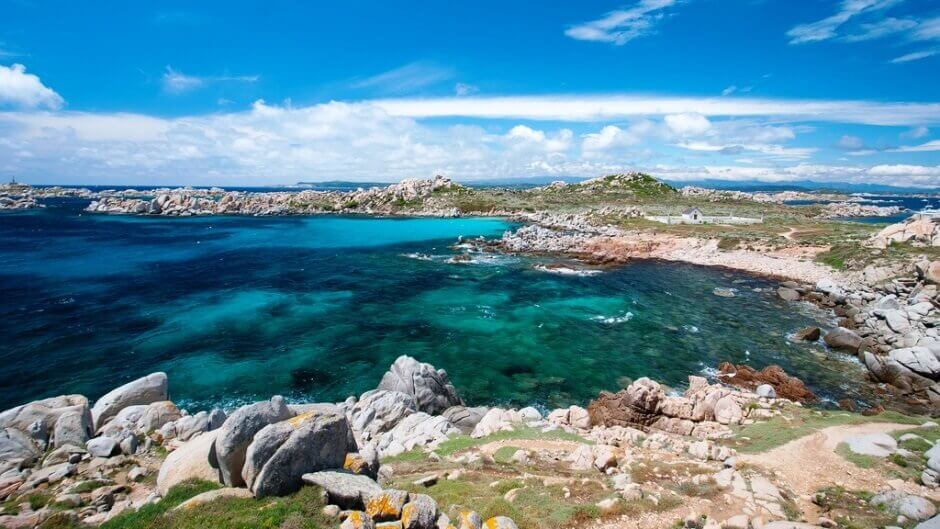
(583, 234, 840, 284)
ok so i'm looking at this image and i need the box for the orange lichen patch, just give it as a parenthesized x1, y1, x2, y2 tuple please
(401, 503, 416, 527)
(345, 453, 366, 474)
(286, 411, 316, 427)
(366, 491, 406, 521)
(457, 511, 483, 529)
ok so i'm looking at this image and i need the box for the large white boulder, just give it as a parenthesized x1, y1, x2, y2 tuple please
(376, 356, 462, 415)
(91, 373, 168, 430)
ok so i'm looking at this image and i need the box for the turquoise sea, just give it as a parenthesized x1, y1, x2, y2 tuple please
(0, 199, 871, 411)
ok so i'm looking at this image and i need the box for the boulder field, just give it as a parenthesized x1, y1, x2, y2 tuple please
(1, 353, 936, 529)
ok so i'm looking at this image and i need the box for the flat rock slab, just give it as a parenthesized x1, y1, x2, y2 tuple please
(302, 471, 382, 510)
(844, 432, 898, 457)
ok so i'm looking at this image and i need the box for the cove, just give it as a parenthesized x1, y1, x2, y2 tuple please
(0, 200, 868, 411)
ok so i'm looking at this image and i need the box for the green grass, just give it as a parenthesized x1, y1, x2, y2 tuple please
(389, 474, 608, 529)
(835, 443, 879, 469)
(812, 487, 902, 529)
(98, 480, 334, 529)
(2, 491, 52, 516)
(433, 425, 588, 458)
(728, 406, 925, 454)
(493, 446, 522, 464)
(67, 479, 111, 494)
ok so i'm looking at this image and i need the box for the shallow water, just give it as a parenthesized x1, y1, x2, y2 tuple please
(0, 200, 869, 411)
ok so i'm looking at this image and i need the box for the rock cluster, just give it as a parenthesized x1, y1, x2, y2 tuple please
(84, 176, 466, 217)
(717, 363, 817, 402)
(773, 271, 940, 410)
(869, 214, 940, 249)
(816, 201, 904, 219)
(587, 376, 785, 438)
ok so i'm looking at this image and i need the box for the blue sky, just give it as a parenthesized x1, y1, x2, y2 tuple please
(1, 0, 939, 186)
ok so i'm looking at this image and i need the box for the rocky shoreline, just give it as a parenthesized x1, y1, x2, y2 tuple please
(8, 354, 922, 529)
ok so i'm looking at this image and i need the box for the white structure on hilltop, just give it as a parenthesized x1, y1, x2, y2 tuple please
(682, 207, 704, 224)
(646, 208, 763, 226)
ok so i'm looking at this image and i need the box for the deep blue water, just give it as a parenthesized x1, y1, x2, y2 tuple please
(0, 200, 870, 412)
(787, 194, 940, 224)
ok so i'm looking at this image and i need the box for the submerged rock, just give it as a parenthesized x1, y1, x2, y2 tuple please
(823, 327, 862, 353)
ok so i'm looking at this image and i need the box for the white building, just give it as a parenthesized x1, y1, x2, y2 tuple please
(681, 207, 704, 224)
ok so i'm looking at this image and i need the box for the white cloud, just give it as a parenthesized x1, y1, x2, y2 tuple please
(837, 134, 865, 150)
(913, 16, 940, 41)
(843, 17, 917, 41)
(352, 62, 453, 93)
(565, 0, 678, 45)
(890, 139, 940, 152)
(902, 125, 930, 139)
(162, 66, 259, 94)
(664, 113, 711, 136)
(891, 49, 938, 63)
(675, 141, 817, 161)
(786, 0, 901, 44)
(657, 163, 940, 187)
(0, 64, 63, 110)
(721, 86, 737, 96)
(581, 123, 653, 152)
(504, 125, 573, 152)
(372, 94, 940, 126)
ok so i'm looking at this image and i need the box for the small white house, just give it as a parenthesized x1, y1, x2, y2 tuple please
(681, 207, 704, 224)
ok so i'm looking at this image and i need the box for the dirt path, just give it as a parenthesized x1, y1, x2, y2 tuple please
(779, 227, 798, 241)
(741, 422, 938, 520)
(740, 422, 914, 495)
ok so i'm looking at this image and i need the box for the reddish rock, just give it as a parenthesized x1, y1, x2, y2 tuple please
(587, 378, 665, 428)
(717, 363, 817, 403)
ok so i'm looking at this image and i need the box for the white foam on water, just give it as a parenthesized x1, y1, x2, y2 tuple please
(591, 312, 634, 324)
(682, 324, 700, 333)
(535, 264, 602, 276)
(401, 252, 434, 261)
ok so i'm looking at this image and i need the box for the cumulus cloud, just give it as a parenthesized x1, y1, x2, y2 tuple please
(664, 113, 711, 136)
(504, 125, 573, 152)
(565, 0, 678, 45)
(0, 64, 63, 110)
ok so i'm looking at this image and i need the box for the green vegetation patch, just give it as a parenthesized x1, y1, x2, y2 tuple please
(99, 480, 333, 529)
(812, 486, 902, 529)
(389, 473, 609, 529)
(433, 425, 588, 457)
(727, 406, 924, 454)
